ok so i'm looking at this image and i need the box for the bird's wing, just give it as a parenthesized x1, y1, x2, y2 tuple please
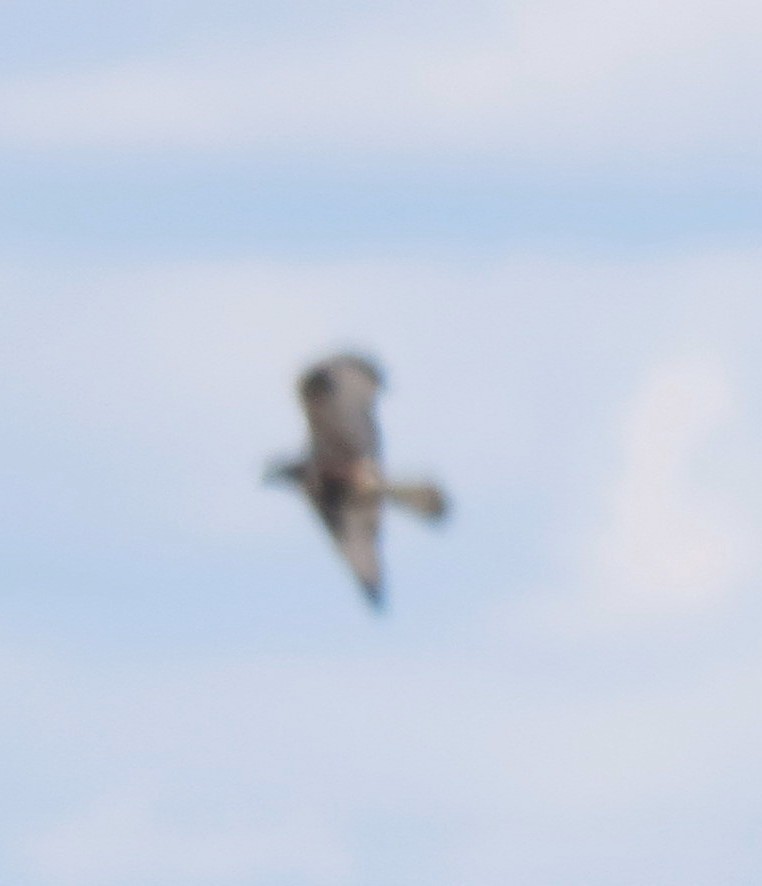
(310, 480, 383, 606)
(299, 354, 383, 468)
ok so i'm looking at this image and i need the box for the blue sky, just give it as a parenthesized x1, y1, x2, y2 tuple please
(2, 2, 761, 884)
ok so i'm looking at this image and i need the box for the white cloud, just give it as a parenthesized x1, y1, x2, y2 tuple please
(593, 356, 754, 615)
(0, 0, 760, 165)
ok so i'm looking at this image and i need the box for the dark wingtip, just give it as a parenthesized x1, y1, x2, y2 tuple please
(437, 495, 451, 522)
(261, 457, 305, 486)
(362, 581, 385, 611)
(428, 488, 450, 522)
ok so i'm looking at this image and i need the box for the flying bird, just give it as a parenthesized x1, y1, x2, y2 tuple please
(264, 354, 447, 607)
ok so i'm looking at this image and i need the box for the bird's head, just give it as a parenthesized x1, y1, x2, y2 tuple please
(261, 457, 307, 487)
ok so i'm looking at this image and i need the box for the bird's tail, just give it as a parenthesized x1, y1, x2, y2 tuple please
(385, 482, 448, 521)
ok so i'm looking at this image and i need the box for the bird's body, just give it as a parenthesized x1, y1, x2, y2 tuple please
(265, 354, 446, 607)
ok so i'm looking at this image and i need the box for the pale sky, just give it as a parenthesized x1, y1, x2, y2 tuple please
(2, 2, 761, 884)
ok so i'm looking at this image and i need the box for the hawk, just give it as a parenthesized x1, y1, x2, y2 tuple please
(264, 354, 447, 607)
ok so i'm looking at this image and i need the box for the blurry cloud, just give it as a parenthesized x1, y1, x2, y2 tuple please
(0, 0, 759, 169)
(593, 356, 754, 615)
